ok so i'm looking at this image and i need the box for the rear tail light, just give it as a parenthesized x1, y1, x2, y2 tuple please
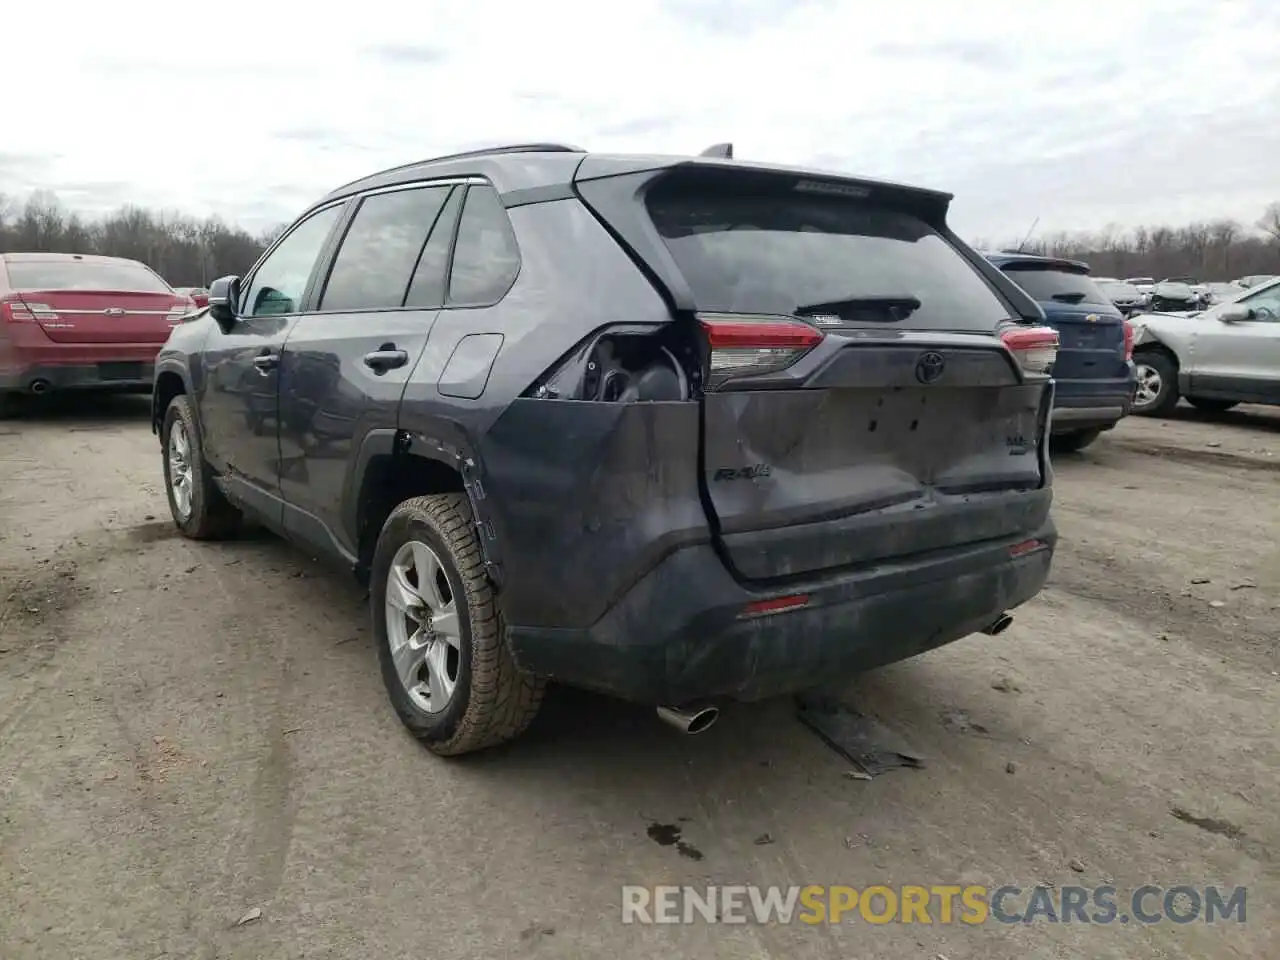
(1122, 318, 1134, 361)
(1, 296, 58, 323)
(698, 313, 823, 387)
(1000, 325, 1059, 375)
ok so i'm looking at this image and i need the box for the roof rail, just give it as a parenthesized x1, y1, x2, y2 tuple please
(328, 143, 586, 197)
(421, 142, 586, 165)
(699, 142, 734, 159)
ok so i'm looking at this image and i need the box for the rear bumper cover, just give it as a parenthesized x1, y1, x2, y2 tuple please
(1050, 368, 1136, 433)
(506, 522, 1056, 704)
(0, 361, 155, 392)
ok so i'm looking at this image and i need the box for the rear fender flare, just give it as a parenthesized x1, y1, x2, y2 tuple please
(152, 361, 194, 436)
(347, 427, 505, 588)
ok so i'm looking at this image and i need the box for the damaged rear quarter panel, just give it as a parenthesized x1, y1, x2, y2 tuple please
(475, 398, 708, 630)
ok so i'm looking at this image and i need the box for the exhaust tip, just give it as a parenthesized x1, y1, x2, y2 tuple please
(656, 703, 720, 735)
(981, 613, 1013, 636)
(29, 379, 50, 395)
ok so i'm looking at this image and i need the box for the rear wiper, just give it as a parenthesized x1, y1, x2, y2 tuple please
(1050, 292, 1087, 304)
(794, 295, 922, 322)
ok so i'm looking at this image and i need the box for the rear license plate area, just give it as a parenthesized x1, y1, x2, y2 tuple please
(98, 362, 144, 381)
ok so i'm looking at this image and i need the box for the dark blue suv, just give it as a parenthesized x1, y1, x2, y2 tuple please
(986, 253, 1136, 451)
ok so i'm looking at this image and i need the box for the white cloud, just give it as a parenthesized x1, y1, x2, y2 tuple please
(5, 0, 1279, 239)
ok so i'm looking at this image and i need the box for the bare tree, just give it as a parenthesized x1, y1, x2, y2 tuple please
(990, 203, 1280, 280)
(1258, 202, 1280, 244)
(0, 190, 279, 283)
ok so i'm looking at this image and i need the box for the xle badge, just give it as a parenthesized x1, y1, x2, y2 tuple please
(713, 464, 772, 482)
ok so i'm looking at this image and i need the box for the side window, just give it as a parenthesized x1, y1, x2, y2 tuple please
(241, 205, 343, 317)
(404, 187, 464, 310)
(1242, 285, 1280, 321)
(319, 185, 452, 312)
(446, 185, 520, 306)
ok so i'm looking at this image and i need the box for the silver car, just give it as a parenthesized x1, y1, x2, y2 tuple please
(1129, 276, 1280, 415)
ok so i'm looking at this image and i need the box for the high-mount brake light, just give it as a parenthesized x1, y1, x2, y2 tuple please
(698, 313, 824, 387)
(999, 325, 1059, 374)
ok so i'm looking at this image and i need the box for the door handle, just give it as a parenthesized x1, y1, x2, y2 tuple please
(363, 345, 409, 373)
(253, 353, 280, 373)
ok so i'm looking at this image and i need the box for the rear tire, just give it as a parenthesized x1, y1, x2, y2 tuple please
(371, 494, 545, 756)
(1051, 428, 1102, 453)
(161, 395, 241, 539)
(1132, 351, 1180, 417)
(1187, 397, 1238, 414)
(0, 391, 19, 420)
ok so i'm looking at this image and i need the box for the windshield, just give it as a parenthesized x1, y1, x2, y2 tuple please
(645, 186, 1010, 330)
(1153, 281, 1195, 299)
(5, 259, 173, 294)
(1001, 264, 1110, 305)
(1098, 281, 1141, 299)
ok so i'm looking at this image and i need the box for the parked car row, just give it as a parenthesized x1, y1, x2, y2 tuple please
(1091, 275, 1274, 315)
(1127, 275, 1280, 416)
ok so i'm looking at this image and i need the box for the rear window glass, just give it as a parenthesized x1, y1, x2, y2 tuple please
(4, 260, 172, 293)
(645, 186, 1010, 329)
(1002, 265, 1109, 305)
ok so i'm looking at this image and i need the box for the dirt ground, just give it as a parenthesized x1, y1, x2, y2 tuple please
(1, 396, 1277, 960)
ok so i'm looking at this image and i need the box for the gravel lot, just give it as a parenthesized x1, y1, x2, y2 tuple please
(2, 397, 1277, 960)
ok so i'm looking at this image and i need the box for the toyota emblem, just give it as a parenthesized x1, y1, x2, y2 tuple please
(915, 351, 946, 384)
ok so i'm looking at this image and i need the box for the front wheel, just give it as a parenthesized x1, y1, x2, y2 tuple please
(161, 395, 241, 539)
(1132, 351, 1180, 416)
(1187, 397, 1238, 414)
(371, 494, 545, 756)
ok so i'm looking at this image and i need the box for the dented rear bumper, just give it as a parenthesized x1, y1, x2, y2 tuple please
(506, 519, 1056, 704)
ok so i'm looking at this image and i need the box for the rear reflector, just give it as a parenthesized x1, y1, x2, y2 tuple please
(1122, 318, 1134, 361)
(1000, 325, 1059, 375)
(698, 313, 823, 387)
(739, 594, 810, 618)
(1008, 538, 1046, 558)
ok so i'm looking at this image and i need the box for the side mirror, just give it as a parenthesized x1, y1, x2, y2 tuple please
(1218, 304, 1252, 323)
(207, 275, 241, 329)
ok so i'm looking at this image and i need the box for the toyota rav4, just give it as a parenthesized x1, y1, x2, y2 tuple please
(152, 143, 1059, 755)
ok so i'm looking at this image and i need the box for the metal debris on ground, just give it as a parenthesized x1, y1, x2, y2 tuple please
(235, 907, 262, 927)
(795, 695, 925, 777)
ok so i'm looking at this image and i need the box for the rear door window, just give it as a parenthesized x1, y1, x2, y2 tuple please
(319, 185, 453, 312)
(445, 185, 520, 307)
(404, 186, 464, 309)
(5, 259, 172, 293)
(644, 183, 1010, 329)
(1002, 265, 1110, 306)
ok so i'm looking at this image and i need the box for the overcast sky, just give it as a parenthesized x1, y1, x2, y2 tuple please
(5, 0, 1278, 241)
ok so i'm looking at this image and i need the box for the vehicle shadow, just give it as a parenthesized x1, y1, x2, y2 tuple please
(1165, 402, 1280, 433)
(2, 391, 152, 426)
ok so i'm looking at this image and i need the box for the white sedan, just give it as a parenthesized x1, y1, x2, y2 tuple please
(1129, 276, 1280, 416)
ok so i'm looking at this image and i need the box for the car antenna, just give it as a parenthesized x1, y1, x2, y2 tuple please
(1016, 216, 1040, 253)
(699, 142, 734, 158)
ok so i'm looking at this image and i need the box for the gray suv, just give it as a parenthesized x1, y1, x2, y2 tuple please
(152, 143, 1059, 755)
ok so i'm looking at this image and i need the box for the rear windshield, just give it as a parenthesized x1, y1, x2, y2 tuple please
(644, 186, 1010, 329)
(4, 259, 172, 294)
(1002, 265, 1109, 306)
